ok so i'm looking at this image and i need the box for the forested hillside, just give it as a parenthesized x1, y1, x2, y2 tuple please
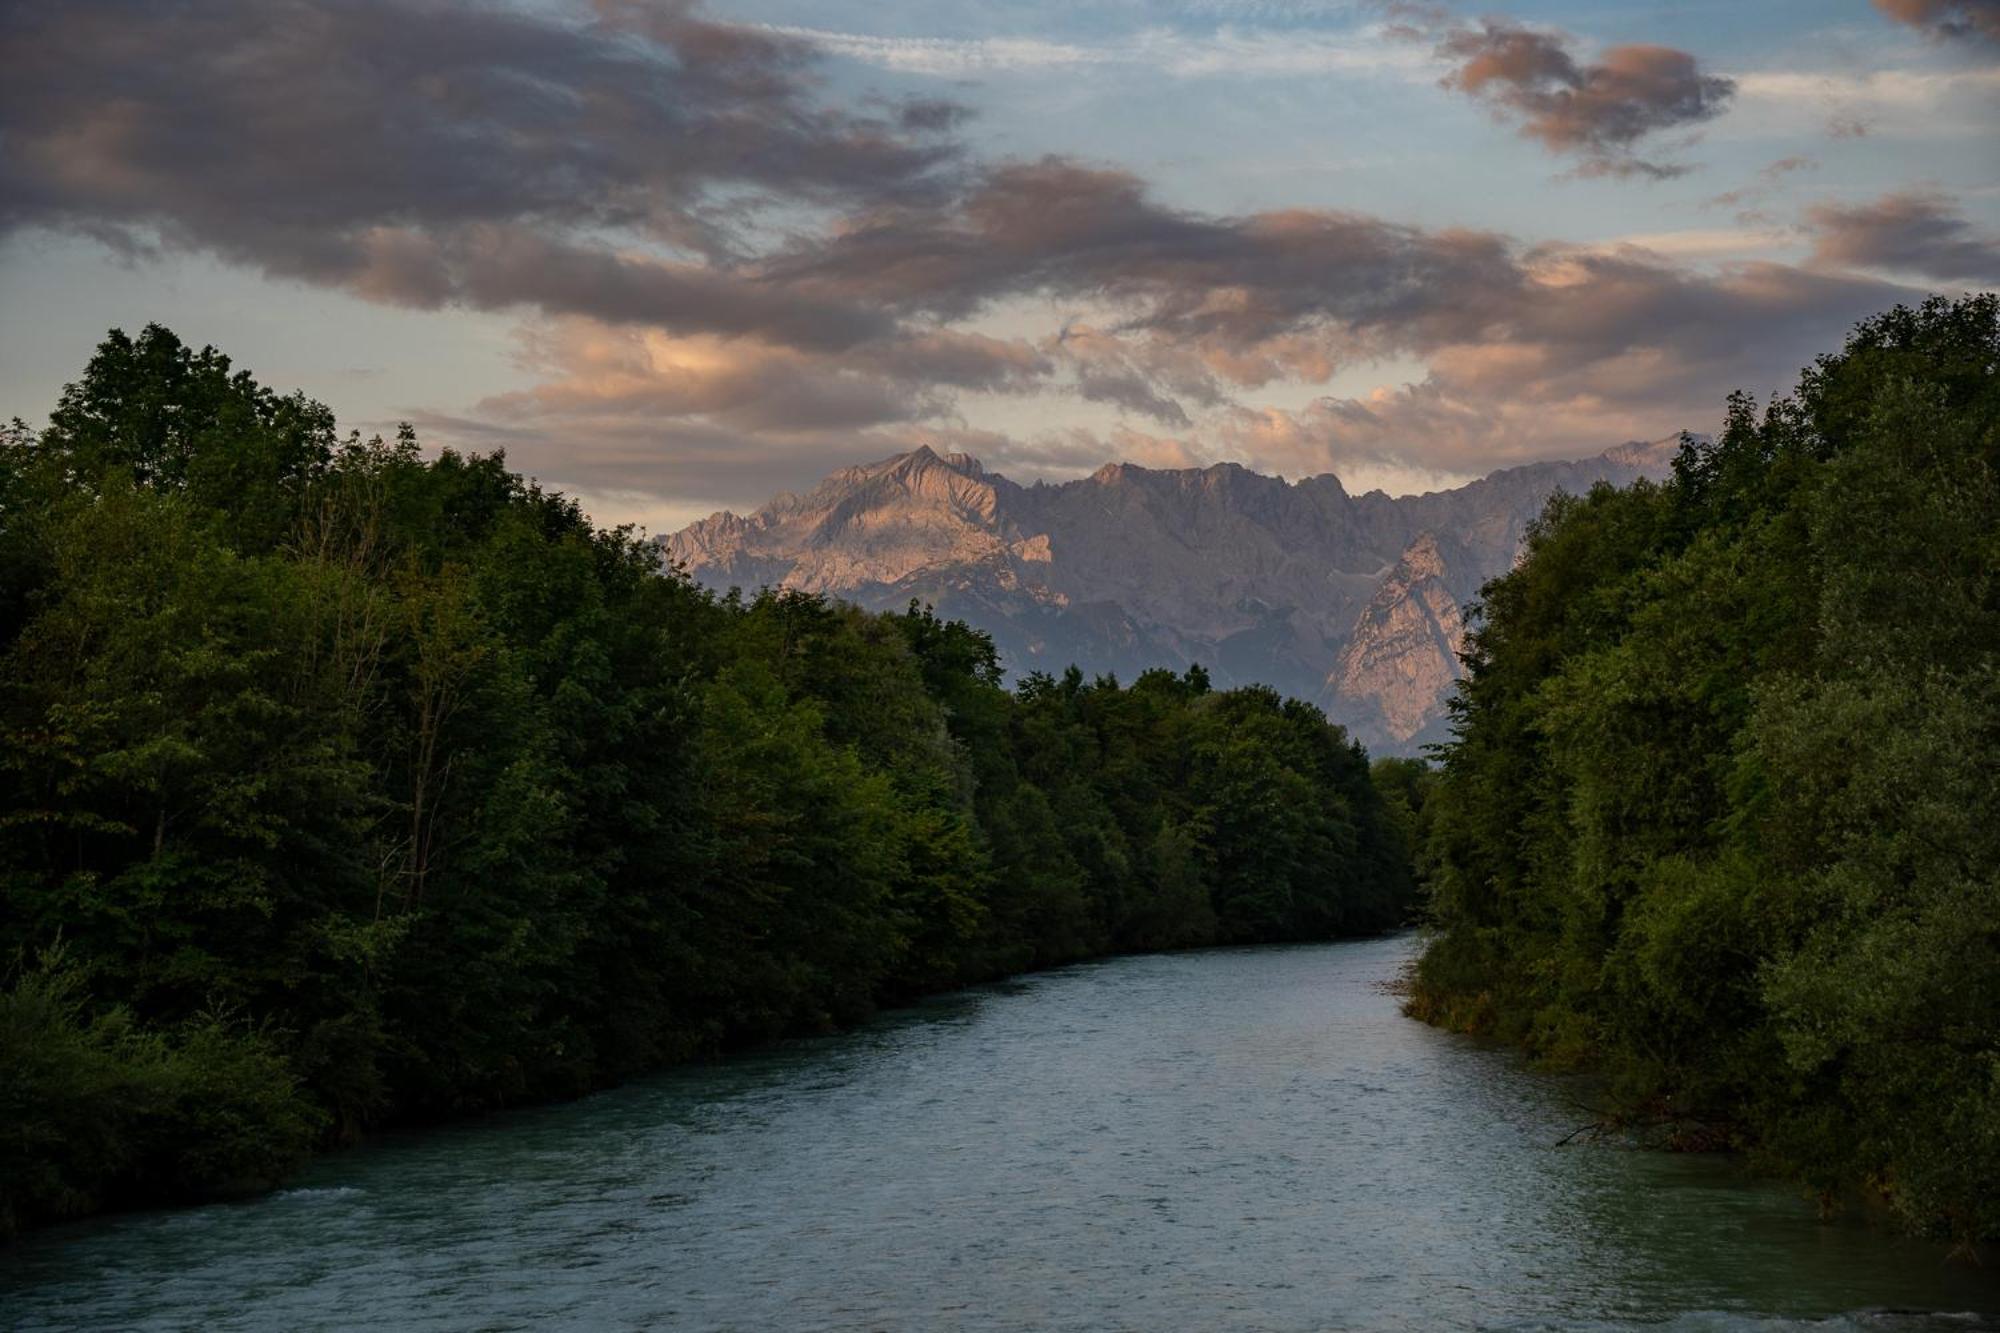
(0, 327, 1413, 1239)
(1411, 295, 1999, 1241)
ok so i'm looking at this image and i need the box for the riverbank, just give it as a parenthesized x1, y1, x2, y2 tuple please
(1403, 966, 2000, 1267)
(1400, 297, 2000, 1245)
(2, 927, 1411, 1245)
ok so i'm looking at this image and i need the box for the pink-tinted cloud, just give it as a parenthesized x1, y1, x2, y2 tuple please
(1425, 20, 1735, 177)
(2, 0, 1957, 514)
(1805, 190, 2000, 285)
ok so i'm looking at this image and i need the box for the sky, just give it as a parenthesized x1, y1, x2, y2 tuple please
(1, 0, 1995, 532)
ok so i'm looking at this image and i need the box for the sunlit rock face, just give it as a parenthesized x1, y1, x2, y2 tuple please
(1327, 533, 1468, 751)
(663, 436, 1687, 755)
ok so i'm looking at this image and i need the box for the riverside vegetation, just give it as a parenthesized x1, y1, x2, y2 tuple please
(0, 326, 1413, 1238)
(1410, 294, 2000, 1243)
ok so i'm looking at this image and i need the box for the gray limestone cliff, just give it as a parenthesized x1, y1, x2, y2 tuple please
(1325, 532, 1467, 752)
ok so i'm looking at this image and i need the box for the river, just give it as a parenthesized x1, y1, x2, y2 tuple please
(3, 936, 1995, 1331)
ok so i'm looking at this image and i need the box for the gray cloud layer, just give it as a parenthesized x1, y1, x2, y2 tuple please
(0, 0, 957, 340)
(0, 0, 1968, 515)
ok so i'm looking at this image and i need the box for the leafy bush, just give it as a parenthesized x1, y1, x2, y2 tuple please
(0, 950, 321, 1238)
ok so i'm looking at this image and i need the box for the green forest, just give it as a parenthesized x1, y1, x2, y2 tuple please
(1410, 294, 2000, 1242)
(0, 326, 1413, 1238)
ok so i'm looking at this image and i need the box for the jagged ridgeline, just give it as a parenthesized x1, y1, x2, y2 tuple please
(0, 326, 1413, 1238)
(1410, 294, 2000, 1242)
(662, 439, 1683, 755)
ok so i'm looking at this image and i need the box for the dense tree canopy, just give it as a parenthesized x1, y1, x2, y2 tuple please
(1411, 294, 2000, 1242)
(0, 326, 1414, 1237)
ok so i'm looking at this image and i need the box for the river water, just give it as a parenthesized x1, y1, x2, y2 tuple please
(3, 936, 1995, 1332)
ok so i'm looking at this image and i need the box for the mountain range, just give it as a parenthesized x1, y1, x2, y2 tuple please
(662, 437, 1686, 753)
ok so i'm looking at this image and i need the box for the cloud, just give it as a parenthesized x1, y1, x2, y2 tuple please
(760, 22, 1426, 80)
(1597, 227, 1796, 261)
(0, 0, 1954, 517)
(756, 28, 1109, 76)
(1805, 190, 2000, 285)
(408, 349, 1207, 521)
(0, 0, 963, 341)
(1419, 20, 1735, 177)
(420, 141, 1920, 504)
(958, 425, 1215, 478)
(763, 157, 1527, 378)
(1711, 153, 1819, 200)
(1706, 155, 1819, 225)
(0, 1, 1468, 362)
(1206, 255, 1908, 478)
(457, 317, 1054, 473)
(1728, 65, 2000, 141)
(1873, 0, 2000, 45)
(483, 324, 940, 436)
(1050, 323, 1237, 427)
(464, 211, 1912, 509)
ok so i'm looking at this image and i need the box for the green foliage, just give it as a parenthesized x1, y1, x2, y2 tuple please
(0, 324, 1417, 1232)
(0, 947, 322, 1239)
(1412, 294, 2000, 1240)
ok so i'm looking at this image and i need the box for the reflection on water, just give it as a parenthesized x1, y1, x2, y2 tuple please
(2, 936, 1995, 1332)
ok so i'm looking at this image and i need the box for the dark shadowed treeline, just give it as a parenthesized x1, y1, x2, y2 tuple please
(0, 327, 1412, 1238)
(1411, 295, 2000, 1241)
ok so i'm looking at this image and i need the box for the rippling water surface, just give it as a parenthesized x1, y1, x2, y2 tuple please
(4, 935, 1996, 1331)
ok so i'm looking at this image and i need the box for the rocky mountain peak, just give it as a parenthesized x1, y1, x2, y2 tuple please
(662, 437, 1680, 753)
(1602, 434, 1690, 470)
(1326, 531, 1466, 747)
(659, 447, 1013, 594)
